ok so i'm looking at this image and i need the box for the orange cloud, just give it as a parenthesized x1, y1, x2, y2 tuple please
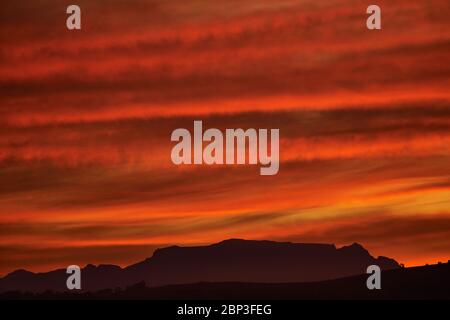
(0, 0, 449, 276)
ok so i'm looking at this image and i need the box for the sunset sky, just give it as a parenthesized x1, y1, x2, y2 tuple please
(1, 0, 449, 275)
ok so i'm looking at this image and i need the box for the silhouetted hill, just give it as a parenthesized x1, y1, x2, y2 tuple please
(2, 262, 449, 300)
(0, 239, 400, 293)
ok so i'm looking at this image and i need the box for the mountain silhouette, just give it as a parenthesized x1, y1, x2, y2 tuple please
(3, 262, 448, 300)
(0, 239, 400, 293)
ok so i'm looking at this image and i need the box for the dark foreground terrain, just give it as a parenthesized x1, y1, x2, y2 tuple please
(2, 262, 449, 300)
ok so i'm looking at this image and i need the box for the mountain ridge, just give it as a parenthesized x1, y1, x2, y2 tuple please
(0, 239, 400, 293)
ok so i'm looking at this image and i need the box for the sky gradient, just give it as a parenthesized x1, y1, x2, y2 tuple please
(0, 0, 449, 275)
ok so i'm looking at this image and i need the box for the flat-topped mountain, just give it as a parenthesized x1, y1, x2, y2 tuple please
(0, 239, 400, 293)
